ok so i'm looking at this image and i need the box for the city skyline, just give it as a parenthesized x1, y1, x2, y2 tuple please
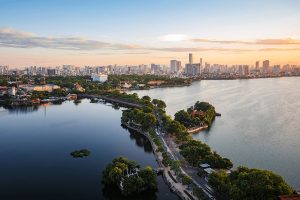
(1, 0, 300, 67)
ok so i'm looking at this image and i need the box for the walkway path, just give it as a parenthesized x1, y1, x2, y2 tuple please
(122, 122, 198, 200)
(155, 110, 219, 200)
(79, 94, 143, 108)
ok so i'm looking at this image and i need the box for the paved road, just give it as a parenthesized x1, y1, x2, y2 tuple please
(162, 133, 218, 200)
(155, 112, 219, 200)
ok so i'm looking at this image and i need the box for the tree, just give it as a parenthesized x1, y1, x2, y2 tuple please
(175, 131, 190, 143)
(203, 152, 233, 169)
(122, 176, 145, 196)
(142, 105, 153, 113)
(174, 110, 192, 128)
(152, 99, 166, 109)
(157, 100, 166, 109)
(170, 160, 181, 174)
(209, 167, 294, 200)
(141, 95, 151, 102)
(166, 120, 186, 134)
(179, 140, 212, 166)
(108, 167, 123, 185)
(139, 166, 157, 190)
(141, 113, 157, 131)
(181, 174, 193, 185)
(102, 157, 158, 196)
(194, 101, 213, 112)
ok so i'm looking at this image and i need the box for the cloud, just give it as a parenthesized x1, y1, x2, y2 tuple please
(191, 38, 300, 45)
(255, 38, 300, 45)
(150, 47, 300, 53)
(191, 38, 252, 45)
(1, 28, 300, 54)
(150, 47, 251, 52)
(159, 34, 188, 42)
(0, 27, 139, 51)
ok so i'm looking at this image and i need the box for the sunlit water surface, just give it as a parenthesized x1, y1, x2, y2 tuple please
(132, 77, 300, 190)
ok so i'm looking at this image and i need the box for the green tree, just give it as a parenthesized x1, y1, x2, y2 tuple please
(181, 174, 193, 185)
(122, 176, 145, 196)
(139, 166, 157, 190)
(108, 167, 123, 184)
(141, 95, 151, 102)
(141, 113, 157, 131)
(174, 110, 193, 128)
(209, 167, 294, 200)
(166, 120, 186, 134)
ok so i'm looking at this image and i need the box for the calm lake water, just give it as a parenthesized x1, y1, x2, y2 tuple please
(133, 77, 300, 190)
(0, 100, 178, 200)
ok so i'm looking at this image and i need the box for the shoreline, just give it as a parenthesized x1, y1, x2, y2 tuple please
(187, 125, 209, 134)
(121, 121, 198, 200)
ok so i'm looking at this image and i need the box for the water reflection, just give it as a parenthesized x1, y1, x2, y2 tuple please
(102, 184, 158, 200)
(0, 99, 177, 200)
(4, 105, 39, 114)
(123, 126, 153, 153)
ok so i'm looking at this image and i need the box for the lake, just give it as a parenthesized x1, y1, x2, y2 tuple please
(132, 77, 300, 190)
(0, 100, 178, 200)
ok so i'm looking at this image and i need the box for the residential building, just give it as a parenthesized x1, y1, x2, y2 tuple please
(91, 74, 108, 82)
(263, 60, 270, 74)
(170, 60, 182, 73)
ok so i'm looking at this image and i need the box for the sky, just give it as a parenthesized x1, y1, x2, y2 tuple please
(0, 0, 300, 67)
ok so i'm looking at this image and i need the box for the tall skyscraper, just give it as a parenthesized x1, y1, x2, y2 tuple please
(238, 65, 243, 76)
(263, 60, 270, 73)
(243, 65, 249, 76)
(189, 53, 193, 64)
(185, 53, 201, 77)
(255, 61, 259, 68)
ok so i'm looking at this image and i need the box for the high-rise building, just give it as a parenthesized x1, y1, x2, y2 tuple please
(244, 65, 249, 76)
(255, 61, 259, 69)
(189, 53, 193, 64)
(238, 65, 243, 76)
(185, 54, 201, 77)
(263, 60, 270, 73)
(0, 66, 9, 75)
(151, 64, 160, 74)
(170, 60, 182, 73)
(47, 69, 57, 76)
(272, 65, 281, 74)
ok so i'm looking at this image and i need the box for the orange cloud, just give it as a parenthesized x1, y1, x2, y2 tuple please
(191, 38, 300, 45)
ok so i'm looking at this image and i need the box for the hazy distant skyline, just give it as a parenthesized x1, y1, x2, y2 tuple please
(1, 0, 300, 67)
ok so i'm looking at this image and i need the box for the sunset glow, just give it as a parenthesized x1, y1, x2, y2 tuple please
(0, 0, 300, 67)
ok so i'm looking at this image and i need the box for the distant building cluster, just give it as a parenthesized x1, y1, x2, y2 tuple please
(1, 54, 300, 78)
(0, 66, 9, 75)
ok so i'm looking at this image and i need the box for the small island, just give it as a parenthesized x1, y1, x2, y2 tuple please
(70, 149, 91, 158)
(102, 157, 157, 196)
(174, 101, 217, 134)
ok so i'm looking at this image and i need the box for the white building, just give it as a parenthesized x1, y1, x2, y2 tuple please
(91, 74, 108, 82)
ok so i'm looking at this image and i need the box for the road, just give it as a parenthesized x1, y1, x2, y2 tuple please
(155, 112, 219, 200)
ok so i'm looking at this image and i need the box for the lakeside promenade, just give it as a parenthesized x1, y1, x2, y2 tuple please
(82, 94, 219, 200)
(78, 94, 143, 108)
(121, 121, 199, 200)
